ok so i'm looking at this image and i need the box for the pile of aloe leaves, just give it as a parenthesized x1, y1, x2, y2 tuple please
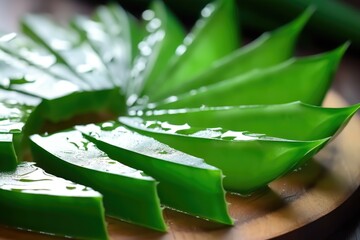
(0, 0, 359, 239)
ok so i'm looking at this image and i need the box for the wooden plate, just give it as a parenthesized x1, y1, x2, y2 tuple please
(0, 90, 359, 240)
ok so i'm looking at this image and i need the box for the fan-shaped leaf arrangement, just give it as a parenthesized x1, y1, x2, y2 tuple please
(0, 0, 359, 239)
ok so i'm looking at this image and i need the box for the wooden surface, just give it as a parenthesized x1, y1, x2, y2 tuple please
(0, 90, 359, 240)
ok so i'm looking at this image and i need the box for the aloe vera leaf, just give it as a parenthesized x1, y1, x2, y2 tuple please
(150, 8, 312, 100)
(0, 134, 17, 171)
(127, 1, 185, 100)
(71, 4, 140, 91)
(101, 4, 144, 64)
(147, 0, 240, 100)
(30, 130, 166, 231)
(0, 100, 34, 170)
(23, 87, 126, 136)
(136, 102, 360, 141)
(0, 52, 81, 100)
(0, 88, 40, 106)
(151, 43, 347, 110)
(119, 117, 328, 194)
(0, 56, 125, 134)
(0, 162, 108, 239)
(77, 122, 233, 225)
(0, 32, 90, 90)
(21, 15, 114, 90)
(70, 16, 124, 87)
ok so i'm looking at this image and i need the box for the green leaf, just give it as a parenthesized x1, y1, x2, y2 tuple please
(0, 32, 90, 90)
(149, 8, 313, 100)
(21, 15, 114, 90)
(0, 54, 81, 100)
(23, 88, 126, 135)
(135, 101, 360, 141)
(77, 122, 233, 225)
(30, 130, 166, 231)
(128, 1, 186, 101)
(0, 162, 108, 239)
(119, 117, 328, 194)
(0, 134, 18, 171)
(147, 0, 240, 99)
(152, 43, 347, 109)
(0, 101, 34, 170)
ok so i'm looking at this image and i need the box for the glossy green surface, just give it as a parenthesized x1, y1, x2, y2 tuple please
(119, 117, 328, 193)
(149, 8, 312, 101)
(73, 4, 140, 91)
(0, 101, 33, 170)
(23, 88, 126, 136)
(0, 134, 17, 171)
(151, 44, 347, 110)
(0, 53, 80, 100)
(135, 102, 360, 141)
(0, 162, 108, 239)
(147, 0, 240, 100)
(0, 88, 40, 106)
(30, 130, 166, 231)
(77, 122, 232, 225)
(21, 15, 113, 90)
(130, 1, 185, 100)
(0, 32, 89, 90)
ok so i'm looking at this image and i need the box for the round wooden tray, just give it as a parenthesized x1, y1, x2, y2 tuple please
(0, 90, 359, 240)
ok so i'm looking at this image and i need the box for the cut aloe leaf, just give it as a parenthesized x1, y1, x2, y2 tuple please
(0, 162, 108, 239)
(0, 88, 40, 106)
(135, 102, 360, 141)
(0, 51, 81, 99)
(77, 122, 233, 225)
(150, 8, 312, 100)
(23, 88, 126, 135)
(30, 130, 166, 231)
(119, 117, 328, 194)
(147, 0, 240, 99)
(21, 15, 114, 90)
(94, 4, 144, 64)
(72, 4, 141, 91)
(152, 44, 347, 109)
(128, 1, 185, 99)
(0, 100, 33, 169)
(0, 32, 90, 90)
(0, 134, 17, 171)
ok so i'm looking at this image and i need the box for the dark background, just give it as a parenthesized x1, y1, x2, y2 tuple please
(0, 0, 359, 239)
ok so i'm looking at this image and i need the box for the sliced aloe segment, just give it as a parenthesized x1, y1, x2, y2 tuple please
(30, 130, 166, 231)
(95, 4, 144, 64)
(0, 88, 40, 106)
(77, 122, 232, 225)
(0, 134, 17, 171)
(21, 15, 114, 90)
(128, 1, 185, 99)
(71, 4, 140, 90)
(136, 102, 360, 141)
(0, 162, 108, 239)
(119, 117, 328, 194)
(0, 51, 81, 99)
(151, 8, 312, 100)
(152, 44, 347, 109)
(0, 100, 33, 169)
(23, 88, 126, 135)
(0, 32, 90, 90)
(148, 0, 240, 100)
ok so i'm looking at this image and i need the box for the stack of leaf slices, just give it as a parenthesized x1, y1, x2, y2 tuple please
(0, 0, 359, 238)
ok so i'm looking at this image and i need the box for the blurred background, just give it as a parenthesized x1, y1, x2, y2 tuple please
(0, 0, 359, 239)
